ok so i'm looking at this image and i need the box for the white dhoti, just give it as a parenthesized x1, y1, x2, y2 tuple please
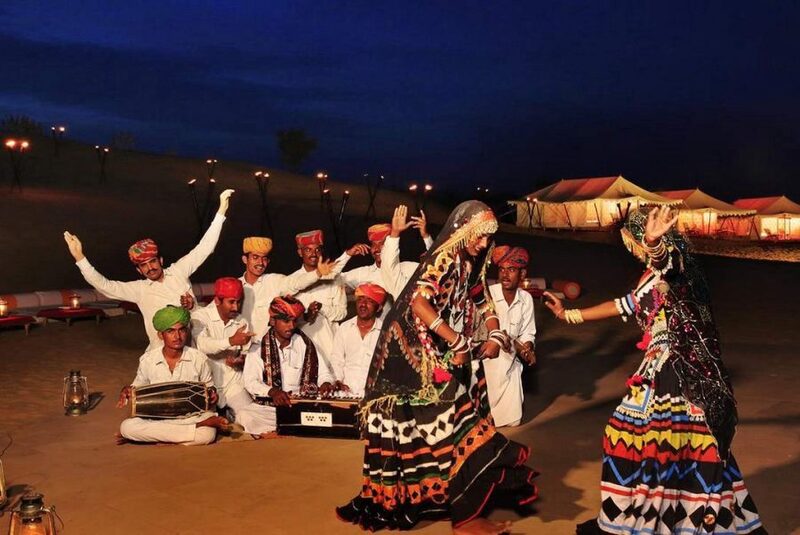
(224, 388, 276, 435)
(482, 352, 524, 428)
(119, 411, 217, 445)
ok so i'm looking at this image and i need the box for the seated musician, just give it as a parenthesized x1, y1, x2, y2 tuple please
(328, 283, 386, 397)
(191, 277, 272, 435)
(243, 296, 335, 436)
(117, 305, 229, 445)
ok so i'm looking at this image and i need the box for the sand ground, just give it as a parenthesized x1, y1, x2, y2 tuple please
(1, 232, 798, 534)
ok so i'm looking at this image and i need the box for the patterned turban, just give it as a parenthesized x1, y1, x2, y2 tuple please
(355, 283, 387, 307)
(243, 237, 273, 255)
(214, 277, 244, 300)
(128, 239, 159, 264)
(152, 305, 190, 332)
(491, 245, 529, 268)
(367, 223, 391, 243)
(296, 230, 323, 247)
(269, 296, 306, 321)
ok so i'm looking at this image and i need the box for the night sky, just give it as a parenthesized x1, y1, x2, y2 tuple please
(1, 1, 798, 199)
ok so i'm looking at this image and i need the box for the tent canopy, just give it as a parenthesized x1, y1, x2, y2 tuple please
(515, 175, 681, 205)
(733, 196, 800, 215)
(656, 188, 755, 216)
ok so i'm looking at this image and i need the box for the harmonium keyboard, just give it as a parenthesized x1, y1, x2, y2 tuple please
(274, 392, 362, 439)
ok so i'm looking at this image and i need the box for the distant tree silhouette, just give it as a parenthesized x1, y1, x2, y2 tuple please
(1, 114, 44, 136)
(276, 129, 317, 172)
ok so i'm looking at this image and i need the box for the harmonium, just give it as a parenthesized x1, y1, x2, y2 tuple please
(274, 392, 362, 439)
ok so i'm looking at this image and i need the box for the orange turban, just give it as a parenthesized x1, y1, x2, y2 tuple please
(296, 230, 323, 247)
(269, 296, 305, 320)
(492, 246, 529, 268)
(355, 283, 387, 307)
(128, 239, 159, 264)
(214, 277, 244, 300)
(367, 224, 391, 243)
(243, 237, 273, 255)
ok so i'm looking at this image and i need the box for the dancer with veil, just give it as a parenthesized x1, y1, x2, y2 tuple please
(337, 201, 538, 534)
(544, 206, 764, 534)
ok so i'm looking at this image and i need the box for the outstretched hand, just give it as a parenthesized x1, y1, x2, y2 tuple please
(217, 189, 235, 216)
(391, 205, 415, 237)
(645, 205, 678, 244)
(543, 291, 564, 320)
(63, 231, 85, 261)
(316, 258, 336, 278)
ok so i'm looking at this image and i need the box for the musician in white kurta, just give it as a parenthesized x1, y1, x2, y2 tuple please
(328, 284, 387, 397)
(191, 277, 273, 435)
(243, 296, 334, 436)
(63, 190, 234, 350)
(291, 229, 360, 375)
(117, 306, 227, 445)
(238, 236, 326, 339)
(484, 246, 537, 427)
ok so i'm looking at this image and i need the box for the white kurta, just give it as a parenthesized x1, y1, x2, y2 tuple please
(483, 283, 537, 427)
(239, 270, 320, 340)
(121, 346, 217, 445)
(190, 303, 275, 434)
(292, 251, 350, 372)
(242, 333, 334, 434)
(76, 213, 226, 350)
(329, 316, 383, 397)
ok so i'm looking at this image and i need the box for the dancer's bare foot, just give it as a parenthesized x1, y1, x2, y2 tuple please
(453, 518, 512, 535)
(114, 432, 130, 445)
(197, 415, 230, 431)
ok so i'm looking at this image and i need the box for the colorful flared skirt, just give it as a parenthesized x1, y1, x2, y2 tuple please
(585, 363, 765, 534)
(336, 366, 538, 530)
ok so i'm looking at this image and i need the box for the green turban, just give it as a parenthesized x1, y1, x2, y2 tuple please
(152, 305, 190, 332)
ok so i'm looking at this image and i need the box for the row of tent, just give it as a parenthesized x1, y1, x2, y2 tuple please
(509, 176, 800, 241)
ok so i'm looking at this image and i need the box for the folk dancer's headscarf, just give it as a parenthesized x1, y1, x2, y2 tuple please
(622, 207, 737, 458)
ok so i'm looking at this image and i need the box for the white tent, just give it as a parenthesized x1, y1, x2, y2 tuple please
(656, 189, 755, 238)
(733, 196, 800, 241)
(510, 176, 679, 230)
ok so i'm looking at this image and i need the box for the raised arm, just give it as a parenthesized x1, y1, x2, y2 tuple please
(64, 231, 142, 302)
(172, 189, 233, 277)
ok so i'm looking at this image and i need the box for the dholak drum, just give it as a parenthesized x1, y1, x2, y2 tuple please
(131, 381, 210, 419)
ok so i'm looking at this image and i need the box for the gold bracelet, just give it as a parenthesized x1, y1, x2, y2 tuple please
(564, 309, 584, 324)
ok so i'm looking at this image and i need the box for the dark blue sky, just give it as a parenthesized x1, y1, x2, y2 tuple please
(1, 1, 798, 198)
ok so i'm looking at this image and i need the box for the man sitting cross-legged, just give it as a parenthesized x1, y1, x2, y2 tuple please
(243, 296, 335, 438)
(117, 305, 229, 446)
(329, 283, 387, 398)
(191, 277, 273, 435)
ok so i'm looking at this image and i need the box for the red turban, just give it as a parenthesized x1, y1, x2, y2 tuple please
(128, 239, 159, 264)
(214, 277, 243, 300)
(492, 245, 529, 268)
(367, 223, 391, 243)
(296, 230, 323, 247)
(355, 283, 387, 306)
(269, 296, 305, 320)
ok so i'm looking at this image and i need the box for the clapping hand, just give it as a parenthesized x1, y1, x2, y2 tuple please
(645, 205, 679, 245)
(346, 243, 370, 256)
(304, 301, 322, 324)
(543, 291, 564, 320)
(391, 205, 415, 237)
(410, 210, 429, 239)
